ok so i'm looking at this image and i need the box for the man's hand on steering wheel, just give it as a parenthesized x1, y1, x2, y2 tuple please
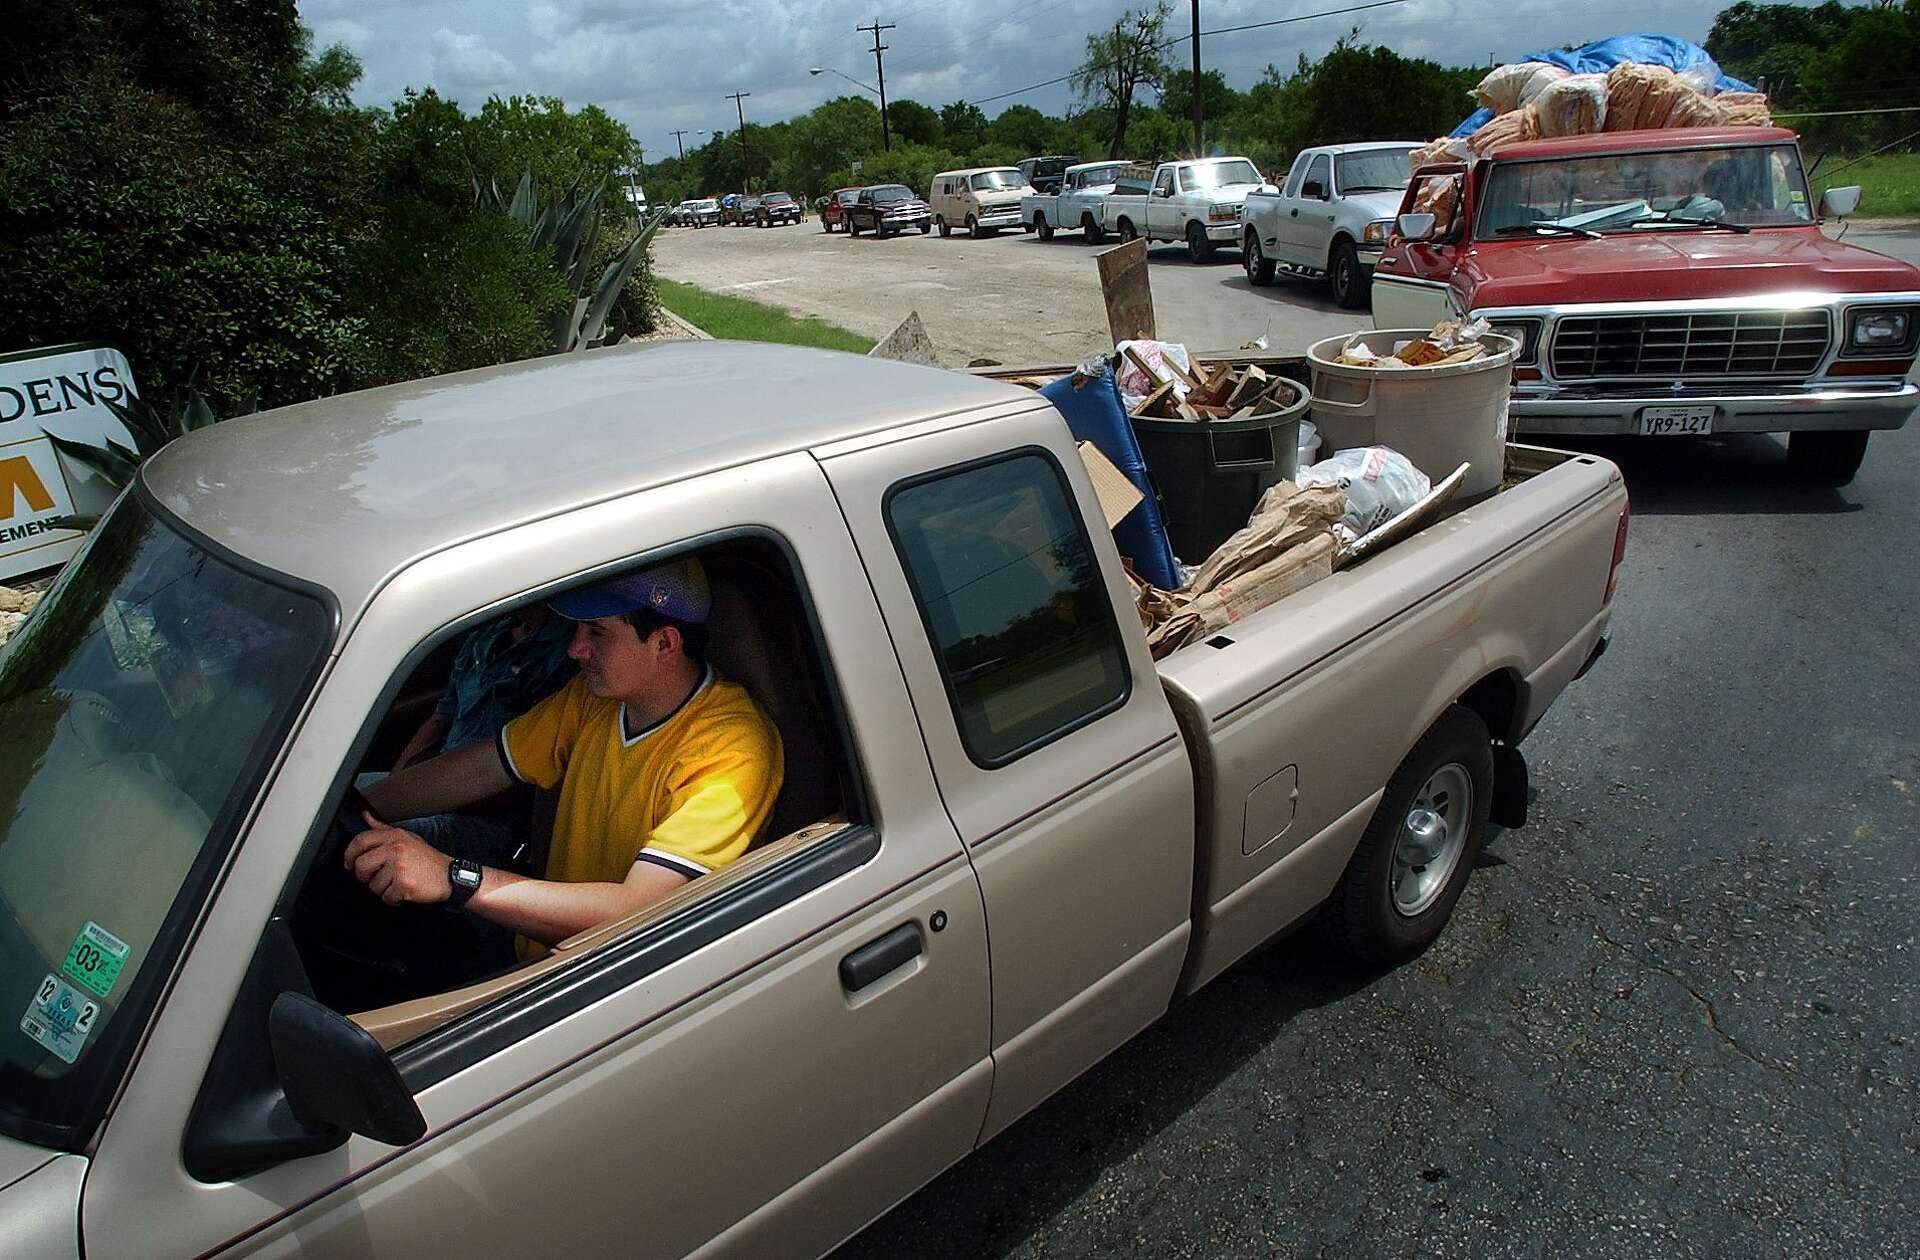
(345, 812, 455, 906)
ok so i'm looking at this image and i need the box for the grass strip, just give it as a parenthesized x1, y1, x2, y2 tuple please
(1820, 151, 1920, 219)
(656, 279, 876, 352)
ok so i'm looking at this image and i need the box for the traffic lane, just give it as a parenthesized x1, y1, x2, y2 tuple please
(649, 222, 1363, 367)
(834, 435, 1918, 1255)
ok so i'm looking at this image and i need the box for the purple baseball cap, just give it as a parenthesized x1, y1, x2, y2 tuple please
(550, 556, 711, 623)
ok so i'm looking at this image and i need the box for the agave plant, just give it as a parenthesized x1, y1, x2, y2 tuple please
(475, 170, 671, 352)
(42, 390, 221, 530)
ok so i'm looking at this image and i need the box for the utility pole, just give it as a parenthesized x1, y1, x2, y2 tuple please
(1190, 0, 1203, 156)
(724, 91, 752, 186)
(858, 19, 895, 150)
(669, 129, 691, 160)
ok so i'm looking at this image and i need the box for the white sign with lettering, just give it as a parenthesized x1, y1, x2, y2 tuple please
(0, 343, 140, 580)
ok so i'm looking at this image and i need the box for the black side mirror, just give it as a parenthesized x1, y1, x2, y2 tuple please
(271, 992, 426, 1147)
(1302, 179, 1325, 200)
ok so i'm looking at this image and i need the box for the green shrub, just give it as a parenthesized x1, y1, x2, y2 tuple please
(348, 204, 572, 386)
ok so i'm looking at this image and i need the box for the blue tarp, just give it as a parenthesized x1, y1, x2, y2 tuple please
(1449, 33, 1757, 138)
(1039, 363, 1183, 590)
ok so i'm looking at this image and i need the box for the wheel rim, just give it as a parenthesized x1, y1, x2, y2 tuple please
(1335, 253, 1353, 300)
(1246, 238, 1262, 278)
(1391, 763, 1472, 917)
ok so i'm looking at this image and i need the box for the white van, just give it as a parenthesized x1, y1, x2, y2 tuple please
(928, 167, 1036, 238)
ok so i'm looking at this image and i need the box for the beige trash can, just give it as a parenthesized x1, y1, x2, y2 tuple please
(1305, 330, 1518, 499)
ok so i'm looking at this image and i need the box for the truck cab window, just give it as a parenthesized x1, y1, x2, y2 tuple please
(886, 452, 1128, 767)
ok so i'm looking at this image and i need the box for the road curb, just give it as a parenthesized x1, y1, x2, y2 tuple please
(654, 304, 713, 340)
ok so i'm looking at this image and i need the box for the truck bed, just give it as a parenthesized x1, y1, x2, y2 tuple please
(1154, 443, 1625, 988)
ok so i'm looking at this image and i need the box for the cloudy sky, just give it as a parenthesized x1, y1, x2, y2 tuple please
(298, 0, 1734, 158)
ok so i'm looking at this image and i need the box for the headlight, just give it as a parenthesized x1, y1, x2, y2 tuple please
(1209, 203, 1238, 222)
(1486, 318, 1542, 365)
(1363, 219, 1392, 244)
(1850, 309, 1913, 349)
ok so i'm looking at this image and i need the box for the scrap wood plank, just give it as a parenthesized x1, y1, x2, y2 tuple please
(1096, 237, 1156, 344)
(1132, 378, 1176, 417)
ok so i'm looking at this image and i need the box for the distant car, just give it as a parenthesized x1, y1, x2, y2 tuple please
(684, 198, 721, 228)
(845, 184, 933, 237)
(821, 186, 864, 233)
(1017, 154, 1080, 195)
(734, 194, 762, 225)
(719, 194, 747, 225)
(757, 192, 802, 227)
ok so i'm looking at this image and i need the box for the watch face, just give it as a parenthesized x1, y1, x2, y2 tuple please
(453, 863, 482, 890)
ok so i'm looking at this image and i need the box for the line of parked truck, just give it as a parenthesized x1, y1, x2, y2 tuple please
(663, 124, 1918, 484)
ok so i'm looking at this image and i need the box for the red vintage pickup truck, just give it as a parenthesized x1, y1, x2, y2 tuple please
(1373, 127, 1920, 483)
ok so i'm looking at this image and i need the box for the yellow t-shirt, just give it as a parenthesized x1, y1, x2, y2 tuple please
(498, 666, 784, 892)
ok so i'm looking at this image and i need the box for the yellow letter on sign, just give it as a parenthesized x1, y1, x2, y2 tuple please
(0, 455, 56, 520)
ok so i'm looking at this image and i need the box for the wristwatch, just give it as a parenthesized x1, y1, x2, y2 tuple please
(447, 858, 484, 909)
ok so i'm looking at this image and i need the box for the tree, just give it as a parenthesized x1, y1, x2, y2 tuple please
(989, 104, 1054, 154)
(1158, 69, 1242, 137)
(1071, 3, 1172, 157)
(887, 99, 943, 147)
(781, 96, 881, 196)
(939, 101, 990, 152)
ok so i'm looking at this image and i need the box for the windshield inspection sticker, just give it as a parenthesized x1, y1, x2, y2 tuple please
(62, 920, 130, 998)
(21, 974, 100, 1065)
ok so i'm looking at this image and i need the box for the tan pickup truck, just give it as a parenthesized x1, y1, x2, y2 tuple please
(0, 341, 1626, 1259)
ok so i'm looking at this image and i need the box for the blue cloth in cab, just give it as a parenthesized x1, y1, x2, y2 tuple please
(1041, 361, 1182, 590)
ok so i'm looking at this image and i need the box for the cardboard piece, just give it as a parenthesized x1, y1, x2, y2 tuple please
(1137, 481, 1346, 658)
(1076, 441, 1145, 527)
(1096, 238, 1156, 344)
(867, 311, 939, 366)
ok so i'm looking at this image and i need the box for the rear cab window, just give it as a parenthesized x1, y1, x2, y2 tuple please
(885, 452, 1129, 767)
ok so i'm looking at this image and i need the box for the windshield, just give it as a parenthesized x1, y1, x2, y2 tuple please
(870, 185, 913, 203)
(765, 193, 792, 204)
(1183, 159, 1262, 191)
(0, 496, 330, 1146)
(1477, 143, 1813, 237)
(1076, 164, 1127, 188)
(971, 170, 1024, 191)
(1335, 148, 1414, 193)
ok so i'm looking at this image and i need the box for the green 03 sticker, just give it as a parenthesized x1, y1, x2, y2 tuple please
(61, 922, 131, 999)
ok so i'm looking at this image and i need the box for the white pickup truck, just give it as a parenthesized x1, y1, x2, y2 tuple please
(1021, 159, 1132, 243)
(1101, 156, 1266, 261)
(0, 342, 1625, 1259)
(1240, 141, 1419, 308)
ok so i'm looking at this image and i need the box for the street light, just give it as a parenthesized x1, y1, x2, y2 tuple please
(809, 66, 880, 95)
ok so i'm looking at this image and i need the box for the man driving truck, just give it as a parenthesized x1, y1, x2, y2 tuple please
(348, 556, 785, 977)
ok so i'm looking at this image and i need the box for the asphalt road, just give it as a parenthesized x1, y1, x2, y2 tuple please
(666, 222, 1920, 1258)
(651, 216, 1371, 365)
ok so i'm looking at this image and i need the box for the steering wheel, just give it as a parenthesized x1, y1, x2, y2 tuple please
(62, 688, 132, 763)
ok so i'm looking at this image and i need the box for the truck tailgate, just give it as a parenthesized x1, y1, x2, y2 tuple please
(1154, 445, 1627, 990)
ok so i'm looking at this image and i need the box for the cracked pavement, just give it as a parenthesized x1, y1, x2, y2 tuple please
(829, 231, 1920, 1260)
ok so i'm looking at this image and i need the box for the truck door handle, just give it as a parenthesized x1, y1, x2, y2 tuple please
(1289, 209, 1298, 217)
(839, 924, 922, 993)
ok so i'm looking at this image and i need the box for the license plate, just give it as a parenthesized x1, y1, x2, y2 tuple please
(1635, 406, 1715, 436)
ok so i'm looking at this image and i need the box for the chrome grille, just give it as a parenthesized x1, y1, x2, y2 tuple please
(1550, 310, 1831, 380)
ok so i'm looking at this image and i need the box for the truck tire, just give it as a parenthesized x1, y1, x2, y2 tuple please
(1787, 430, 1870, 485)
(1083, 213, 1106, 244)
(936, 215, 951, 237)
(1037, 215, 1054, 241)
(1331, 239, 1366, 309)
(1116, 217, 1138, 242)
(967, 214, 984, 239)
(848, 218, 861, 236)
(1186, 221, 1215, 263)
(1244, 232, 1276, 286)
(919, 221, 932, 234)
(821, 218, 834, 233)
(1322, 705, 1494, 964)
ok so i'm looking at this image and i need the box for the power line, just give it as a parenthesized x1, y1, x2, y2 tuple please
(962, 0, 1414, 109)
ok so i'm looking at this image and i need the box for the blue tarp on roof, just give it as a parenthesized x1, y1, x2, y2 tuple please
(1449, 33, 1757, 138)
